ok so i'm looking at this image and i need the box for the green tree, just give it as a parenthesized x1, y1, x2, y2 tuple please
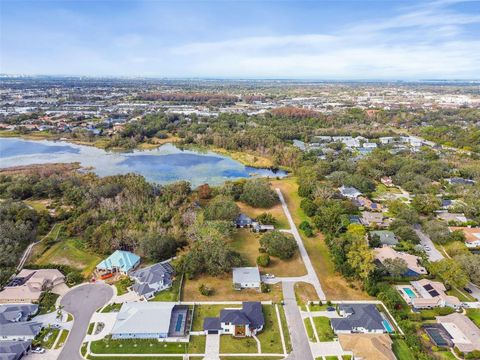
(454, 254, 480, 286)
(383, 258, 408, 278)
(256, 254, 271, 267)
(411, 194, 441, 215)
(240, 179, 278, 208)
(204, 195, 239, 221)
(259, 231, 298, 259)
(429, 258, 469, 289)
(346, 238, 375, 280)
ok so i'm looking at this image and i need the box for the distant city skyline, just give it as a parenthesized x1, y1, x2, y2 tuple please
(1, 0, 480, 79)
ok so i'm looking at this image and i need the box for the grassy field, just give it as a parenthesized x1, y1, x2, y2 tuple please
(466, 309, 480, 327)
(34, 237, 102, 276)
(34, 328, 60, 349)
(191, 305, 228, 331)
(312, 317, 334, 341)
(54, 329, 69, 349)
(182, 275, 283, 302)
(303, 318, 316, 342)
(90, 339, 187, 354)
(295, 282, 320, 305)
(256, 305, 284, 354)
(278, 305, 292, 353)
(151, 277, 181, 302)
(392, 338, 416, 360)
(271, 177, 370, 300)
(219, 336, 258, 354)
(230, 229, 307, 277)
(186, 335, 206, 354)
(115, 277, 134, 296)
(25, 199, 51, 212)
(211, 147, 274, 168)
(236, 201, 289, 230)
(446, 287, 475, 302)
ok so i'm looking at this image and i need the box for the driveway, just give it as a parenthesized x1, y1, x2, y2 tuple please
(58, 283, 113, 360)
(282, 281, 314, 360)
(413, 224, 444, 262)
(276, 188, 326, 300)
(204, 333, 220, 360)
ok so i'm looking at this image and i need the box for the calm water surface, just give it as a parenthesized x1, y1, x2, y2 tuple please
(0, 138, 286, 186)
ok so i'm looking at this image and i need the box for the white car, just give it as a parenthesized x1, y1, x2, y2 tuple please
(31, 347, 45, 354)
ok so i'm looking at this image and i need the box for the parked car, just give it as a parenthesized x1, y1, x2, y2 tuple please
(31, 347, 45, 354)
(464, 287, 473, 294)
(327, 307, 336, 311)
(51, 324, 61, 329)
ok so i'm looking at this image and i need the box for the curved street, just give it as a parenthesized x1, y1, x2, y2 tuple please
(58, 283, 113, 360)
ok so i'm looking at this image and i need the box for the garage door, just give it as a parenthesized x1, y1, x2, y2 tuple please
(208, 330, 218, 334)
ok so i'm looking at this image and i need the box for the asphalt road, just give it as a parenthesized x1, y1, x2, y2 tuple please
(58, 283, 113, 360)
(413, 224, 444, 262)
(282, 281, 314, 360)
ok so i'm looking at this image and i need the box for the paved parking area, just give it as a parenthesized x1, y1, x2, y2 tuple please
(58, 283, 113, 360)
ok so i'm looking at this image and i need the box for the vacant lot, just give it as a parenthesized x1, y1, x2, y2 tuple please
(271, 177, 370, 300)
(312, 317, 334, 341)
(35, 237, 102, 276)
(182, 275, 282, 302)
(191, 304, 228, 331)
(256, 305, 284, 354)
(230, 229, 307, 277)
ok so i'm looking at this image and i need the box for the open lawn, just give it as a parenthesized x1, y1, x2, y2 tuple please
(230, 229, 306, 277)
(256, 305, 284, 354)
(34, 328, 60, 349)
(278, 305, 292, 353)
(115, 277, 134, 296)
(182, 275, 282, 302)
(466, 309, 480, 328)
(34, 237, 102, 276)
(54, 329, 69, 349)
(90, 338, 187, 354)
(192, 305, 228, 331)
(295, 282, 320, 306)
(151, 277, 182, 302)
(101, 303, 122, 313)
(392, 338, 416, 360)
(25, 199, 51, 212)
(87, 357, 182, 360)
(219, 335, 258, 354)
(271, 177, 370, 300)
(186, 335, 206, 354)
(211, 147, 274, 169)
(303, 318, 316, 342)
(236, 201, 289, 230)
(312, 317, 334, 342)
(446, 287, 476, 302)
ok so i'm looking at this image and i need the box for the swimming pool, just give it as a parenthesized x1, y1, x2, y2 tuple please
(175, 314, 184, 332)
(403, 287, 417, 299)
(383, 319, 394, 333)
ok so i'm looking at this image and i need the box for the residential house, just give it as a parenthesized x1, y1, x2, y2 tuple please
(0, 269, 65, 304)
(96, 250, 140, 275)
(252, 222, 274, 233)
(398, 279, 461, 309)
(0, 305, 38, 324)
(363, 142, 377, 149)
(235, 214, 253, 228)
(357, 196, 383, 211)
(360, 211, 390, 228)
(232, 267, 261, 291)
(203, 302, 264, 337)
(338, 334, 396, 360)
(331, 304, 387, 334)
(380, 176, 394, 187)
(448, 227, 480, 248)
(369, 231, 398, 247)
(339, 185, 362, 199)
(436, 212, 468, 224)
(130, 262, 175, 300)
(0, 340, 32, 360)
(374, 246, 427, 276)
(436, 313, 480, 354)
(447, 178, 475, 186)
(110, 302, 188, 339)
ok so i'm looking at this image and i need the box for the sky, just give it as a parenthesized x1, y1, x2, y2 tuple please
(1, 0, 480, 79)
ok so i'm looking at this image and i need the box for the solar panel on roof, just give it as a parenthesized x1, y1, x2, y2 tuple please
(423, 284, 434, 291)
(429, 290, 440, 297)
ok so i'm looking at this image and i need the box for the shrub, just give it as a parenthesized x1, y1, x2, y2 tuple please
(259, 231, 298, 259)
(256, 213, 277, 225)
(198, 284, 214, 296)
(257, 254, 271, 267)
(299, 221, 314, 237)
(204, 195, 239, 221)
(261, 283, 270, 293)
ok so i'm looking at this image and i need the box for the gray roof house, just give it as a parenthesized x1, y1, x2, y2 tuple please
(203, 302, 264, 337)
(0, 340, 32, 360)
(370, 231, 398, 247)
(130, 261, 175, 299)
(331, 304, 387, 334)
(0, 304, 38, 324)
(339, 186, 362, 199)
(0, 321, 42, 341)
(236, 214, 253, 228)
(232, 267, 261, 290)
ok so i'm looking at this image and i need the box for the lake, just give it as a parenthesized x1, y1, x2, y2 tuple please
(0, 137, 286, 187)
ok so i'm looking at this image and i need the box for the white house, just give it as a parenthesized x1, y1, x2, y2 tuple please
(232, 267, 261, 290)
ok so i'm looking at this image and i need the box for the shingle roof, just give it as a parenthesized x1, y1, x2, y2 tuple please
(331, 304, 385, 332)
(0, 304, 38, 325)
(0, 340, 31, 360)
(131, 262, 174, 291)
(0, 321, 42, 337)
(203, 317, 221, 331)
